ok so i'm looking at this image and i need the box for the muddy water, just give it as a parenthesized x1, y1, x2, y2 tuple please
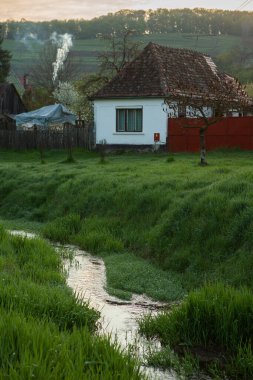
(64, 248, 176, 380)
(10, 230, 176, 380)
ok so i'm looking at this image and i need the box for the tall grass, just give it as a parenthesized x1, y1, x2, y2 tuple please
(0, 225, 142, 378)
(0, 226, 99, 330)
(139, 283, 253, 379)
(0, 309, 142, 380)
(1, 150, 253, 295)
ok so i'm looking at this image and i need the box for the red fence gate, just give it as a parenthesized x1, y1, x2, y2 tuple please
(168, 116, 253, 152)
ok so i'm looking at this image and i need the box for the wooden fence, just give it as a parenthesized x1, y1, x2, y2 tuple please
(0, 126, 95, 150)
(168, 116, 253, 152)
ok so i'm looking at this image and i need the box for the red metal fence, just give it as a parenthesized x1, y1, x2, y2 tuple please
(168, 116, 253, 152)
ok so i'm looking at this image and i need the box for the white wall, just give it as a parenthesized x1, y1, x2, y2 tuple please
(93, 98, 168, 145)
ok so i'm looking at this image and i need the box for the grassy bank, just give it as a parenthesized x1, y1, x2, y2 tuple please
(0, 149, 253, 299)
(0, 225, 142, 379)
(139, 283, 253, 379)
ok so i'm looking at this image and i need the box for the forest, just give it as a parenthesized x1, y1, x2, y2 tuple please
(1, 8, 253, 40)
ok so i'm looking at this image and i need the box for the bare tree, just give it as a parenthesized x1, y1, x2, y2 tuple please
(98, 28, 141, 78)
(29, 41, 80, 92)
(165, 76, 251, 165)
(78, 29, 141, 121)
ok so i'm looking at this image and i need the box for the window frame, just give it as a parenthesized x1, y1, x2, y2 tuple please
(116, 107, 143, 133)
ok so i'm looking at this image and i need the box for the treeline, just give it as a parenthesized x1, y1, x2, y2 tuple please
(1, 8, 253, 40)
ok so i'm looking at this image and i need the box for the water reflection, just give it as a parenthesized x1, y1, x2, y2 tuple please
(64, 249, 176, 380)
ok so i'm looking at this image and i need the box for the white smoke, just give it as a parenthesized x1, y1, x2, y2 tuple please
(19, 33, 43, 50)
(50, 32, 73, 83)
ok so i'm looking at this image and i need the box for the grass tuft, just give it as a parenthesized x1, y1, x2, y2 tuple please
(139, 283, 253, 379)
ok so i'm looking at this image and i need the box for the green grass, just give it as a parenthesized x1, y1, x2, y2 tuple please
(0, 225, 99, 330)
(139, 283, 253, 379)
(245, 83, 253, 97)
(0, 225, 142, 379)
(1, 149, 253, 300)
(104, 253, 184, 302)
(0, 309, 142, 380)
(1, 149, 253, 377)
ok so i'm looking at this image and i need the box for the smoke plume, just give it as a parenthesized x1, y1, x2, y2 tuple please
(19, 33, 43, 50)
(50, 32, 73, 82)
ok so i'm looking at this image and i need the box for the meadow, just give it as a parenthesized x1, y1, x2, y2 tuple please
(1, 149, 253, 378)
(0, 149, 253, 299)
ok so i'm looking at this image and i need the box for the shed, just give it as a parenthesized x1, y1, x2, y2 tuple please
(0, 83, 27, 129)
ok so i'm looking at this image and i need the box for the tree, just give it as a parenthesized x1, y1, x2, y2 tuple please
(76, 74, 108, 123)
(78, 29, 141, 123)
(29, 39, 79, 93)
(98, 28, 141, 78)
(165, 76, 250, 165)
(53, 81, 85, 118)
(22, 86, 53, 111)
(0, 26, 11, 83)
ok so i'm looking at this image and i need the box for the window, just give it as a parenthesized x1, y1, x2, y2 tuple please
(116, 108, 142, 132)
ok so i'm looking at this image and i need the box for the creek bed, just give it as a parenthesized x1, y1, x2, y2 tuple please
(10, 230, 176, 379)
(64, 250, 210, 380)
(63, 247, 176, 380)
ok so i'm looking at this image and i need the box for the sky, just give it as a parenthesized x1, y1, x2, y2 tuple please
(0, 0, 253, 21)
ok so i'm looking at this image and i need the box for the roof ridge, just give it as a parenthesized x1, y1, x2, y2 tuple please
(146, 41, 212, 57)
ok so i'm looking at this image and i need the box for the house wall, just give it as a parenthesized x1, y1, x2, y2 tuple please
(93, 98, 168, 146)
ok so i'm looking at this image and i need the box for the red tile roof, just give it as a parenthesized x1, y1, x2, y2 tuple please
(91, 42, 245, 100)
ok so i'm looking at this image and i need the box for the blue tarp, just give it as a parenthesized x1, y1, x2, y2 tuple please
(15, 104, 76, 128)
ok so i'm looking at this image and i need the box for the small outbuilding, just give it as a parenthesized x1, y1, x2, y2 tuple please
(0, 83, 27, 129)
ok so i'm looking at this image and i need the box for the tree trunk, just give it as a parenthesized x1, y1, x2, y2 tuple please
(199, 128, 207, 166)
(36, 127, 45, 164)
(66, 124, 74, 162)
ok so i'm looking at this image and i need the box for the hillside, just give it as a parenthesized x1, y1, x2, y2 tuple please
(3, 33, 241, 78)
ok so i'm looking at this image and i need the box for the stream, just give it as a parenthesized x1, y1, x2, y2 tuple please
(64, 247, 175, 380)
(10, 230, 176, 379)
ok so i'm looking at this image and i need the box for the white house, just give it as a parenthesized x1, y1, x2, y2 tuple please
(90, 42, 249, 149)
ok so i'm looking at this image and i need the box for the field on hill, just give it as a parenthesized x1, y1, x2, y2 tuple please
(3, 33, 241, 78)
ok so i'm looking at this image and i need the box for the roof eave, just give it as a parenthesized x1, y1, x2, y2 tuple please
(90, 94, 166, 101)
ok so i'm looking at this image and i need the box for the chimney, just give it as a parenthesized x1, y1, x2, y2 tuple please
(23, 74, 29, 89)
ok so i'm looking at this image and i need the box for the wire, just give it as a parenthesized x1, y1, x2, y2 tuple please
(237, 0, 253, 10)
